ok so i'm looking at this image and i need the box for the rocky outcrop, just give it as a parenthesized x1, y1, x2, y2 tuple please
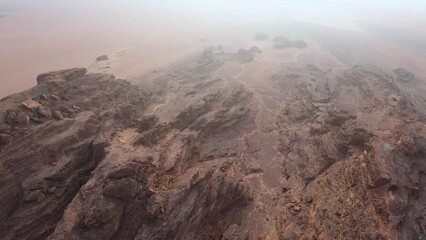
(273, 36, 308, 49)
(0, 49, 425, 240)
(36, 68, 87, 85)
(97, 55, 109, 62)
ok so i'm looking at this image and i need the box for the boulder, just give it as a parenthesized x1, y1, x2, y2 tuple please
(15, 112, 29, 125)
(97, 55, 109, 61)
(36, 106, 52, 118)
(21, 99, 41, 110)
(52, 110, 64, 120)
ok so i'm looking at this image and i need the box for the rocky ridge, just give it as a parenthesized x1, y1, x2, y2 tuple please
(0, 48, 425, 239)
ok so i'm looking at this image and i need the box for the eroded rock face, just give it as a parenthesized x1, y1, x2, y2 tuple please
(0, 50, 425, 240)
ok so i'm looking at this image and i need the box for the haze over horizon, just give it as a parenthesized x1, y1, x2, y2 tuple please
(1, 0, 426, 97)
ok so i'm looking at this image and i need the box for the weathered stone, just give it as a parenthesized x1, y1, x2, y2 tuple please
(36, 106, 52, 118)
(52, 110, 64, 120)
(15, 112, 29, 125)
(21, 99, 41, 110)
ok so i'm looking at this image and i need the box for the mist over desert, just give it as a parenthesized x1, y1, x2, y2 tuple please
(1, 0, 426, 97)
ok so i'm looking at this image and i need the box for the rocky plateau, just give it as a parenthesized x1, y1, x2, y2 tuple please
(0, 45, 426, 240)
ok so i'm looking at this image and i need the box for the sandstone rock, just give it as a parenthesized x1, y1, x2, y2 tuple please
(21, 99, 41, 110)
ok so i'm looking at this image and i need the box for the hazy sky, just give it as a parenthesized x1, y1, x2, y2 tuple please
(2, 0, 425, 18)
(1, 0, 425, 31)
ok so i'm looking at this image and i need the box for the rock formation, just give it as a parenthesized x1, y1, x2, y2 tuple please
(97, 55, 109, 62)
(273, 36, 308, 49)
(0, 49, 425, 239)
